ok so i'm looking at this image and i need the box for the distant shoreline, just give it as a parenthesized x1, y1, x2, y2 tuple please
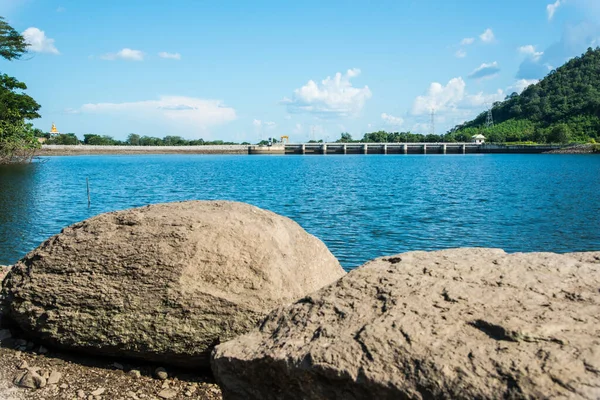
(38, 145, 250, 156)
(37, 143, 597, 156)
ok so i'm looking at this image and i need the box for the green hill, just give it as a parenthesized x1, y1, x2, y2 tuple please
(448, 47, 600, 144)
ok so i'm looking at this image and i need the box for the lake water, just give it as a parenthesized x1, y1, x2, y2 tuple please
(0, 154, 599, 270)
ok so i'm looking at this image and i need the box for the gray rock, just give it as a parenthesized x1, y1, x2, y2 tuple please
(128, 369, 141, 379)
(155, 367, 168, 380)
(157, 388, 178, 399)
(91, 388, 105, 396)
(47, 371, 62, 385)
(1, 201, 345, 367)
(15, 370, 46, 389)
(212, 248, 600, 400)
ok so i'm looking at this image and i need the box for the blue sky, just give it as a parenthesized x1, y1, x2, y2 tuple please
(1, 0, 599, 142)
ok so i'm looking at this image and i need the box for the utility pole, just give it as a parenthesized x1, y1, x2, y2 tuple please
(486, 105, 494, 128)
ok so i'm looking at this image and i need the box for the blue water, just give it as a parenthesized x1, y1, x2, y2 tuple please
(1, 154, 599, 270)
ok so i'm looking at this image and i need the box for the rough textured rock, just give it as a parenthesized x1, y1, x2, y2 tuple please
(0, 266, 10, 283)
(212, 248, 600, 400)
(1, 201, 345, 368)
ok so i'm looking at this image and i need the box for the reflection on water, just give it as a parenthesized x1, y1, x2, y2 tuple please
(0, 154, 599, 270)
(0, 163, 41, 261)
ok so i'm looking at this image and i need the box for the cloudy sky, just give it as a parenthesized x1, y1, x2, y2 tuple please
(1, 0, 599, 142)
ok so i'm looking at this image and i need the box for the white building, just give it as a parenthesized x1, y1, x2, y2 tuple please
(472, 134, 486, 144)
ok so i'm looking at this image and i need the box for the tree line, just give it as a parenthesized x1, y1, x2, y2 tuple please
(0, 17, 41, 164)
(43, 133, 249, 146)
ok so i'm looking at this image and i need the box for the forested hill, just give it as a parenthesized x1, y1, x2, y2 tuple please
(449, 47, 600, 144)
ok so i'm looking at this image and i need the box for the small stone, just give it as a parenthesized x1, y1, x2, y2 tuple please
(59, 383, 68, 389)
(91, 388, 105, 396)
(154, 367, 168, 380)
(0, 329, 11, 341)
(157, 388, 177, 399)
(126, 391, 138, 399)
(77, 389, 86, 398)
(184, 391, 192, 397)
(18, 360, 28, 369)
(112, 362, 124, 370)
(16, 370, 46, 389)
(161, 380, 170, 389)
(48, 371, 62, 385)
(38, 345, 48, 354)
(128, 369, 141, 379)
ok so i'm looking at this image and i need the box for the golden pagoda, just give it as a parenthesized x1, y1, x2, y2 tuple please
(50, 123, 60, 136)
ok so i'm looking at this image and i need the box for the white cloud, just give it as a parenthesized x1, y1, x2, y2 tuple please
(479, 28, 495, 43)
(455, 49, 467, 58)
(282, 68, 372, 117)
(462, 89, 505, 107)
(411, 77, 504, 117)
(518, 45, 544, 60)
(509, 79, 540, 94)
(253, 119, 276, 129)
(76, 96, 236, 137)
(22, 27, 59, 54)
(381, 113, 404, 126)
(101, 48, 144, 61)
(461, 37, 475, 45)
(412, 77, 466, 115)
(468, 61, 501, 79)
(547, 0, 562, 20)
(158, 52, 181, 60)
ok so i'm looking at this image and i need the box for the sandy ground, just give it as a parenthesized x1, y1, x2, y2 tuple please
(0, 332, 223, 400)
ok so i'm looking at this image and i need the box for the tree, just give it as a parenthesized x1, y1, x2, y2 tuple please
(0, 110, 39, 163)
(0, 74, 41, 121)
(0, 17, 28, 60)
(548, 124, 571, 144)
(0, 16, 42, 164)
(46, 133, 80, 145)
(337, 132, 353, 143)
(126, 133, 140, 146)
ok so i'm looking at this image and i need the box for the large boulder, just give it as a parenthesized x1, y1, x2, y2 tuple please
(212, 249, 600, 399)
(1, 201, 345, 367)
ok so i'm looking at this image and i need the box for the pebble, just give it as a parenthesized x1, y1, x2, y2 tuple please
(77, 389, 86, 398)
(112, 362, 124, 370)
(154, 367, 168, 380)
(38, 345, 48, 354)
(48, 371, 62, 385)
(18, 360, 28, 370)
(157, 388, 178, 399)
(91, 387, 106, 396)
(126, 391, 138, 399)
(128, 369, 141, 379)
(60, 383, 69, 389)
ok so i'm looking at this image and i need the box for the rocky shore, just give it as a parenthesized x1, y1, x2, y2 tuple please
(545, 143, 599, 154)
(1, 202, 599, 399)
